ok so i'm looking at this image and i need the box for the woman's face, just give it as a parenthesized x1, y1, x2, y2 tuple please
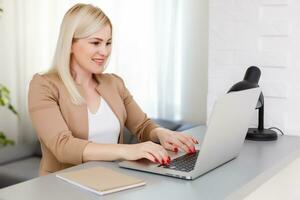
(71, 24, 112, 74)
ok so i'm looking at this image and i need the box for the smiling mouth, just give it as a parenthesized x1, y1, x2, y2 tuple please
(92, 58, 105, 65)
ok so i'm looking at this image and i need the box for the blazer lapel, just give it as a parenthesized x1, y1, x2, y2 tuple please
(73, 85, 89, 139)
(96, 80, 125, 136)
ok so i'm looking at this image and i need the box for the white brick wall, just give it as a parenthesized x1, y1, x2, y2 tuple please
(208, 0, 300, 136)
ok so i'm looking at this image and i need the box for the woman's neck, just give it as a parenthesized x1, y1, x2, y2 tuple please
(70, 60, 94, 88)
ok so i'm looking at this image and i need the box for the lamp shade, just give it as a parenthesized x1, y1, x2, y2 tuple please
(228, 66, 263, 108)
(228, 66, 277, 141)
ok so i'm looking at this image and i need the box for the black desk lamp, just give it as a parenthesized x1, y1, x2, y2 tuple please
(228, 66, 277, 141)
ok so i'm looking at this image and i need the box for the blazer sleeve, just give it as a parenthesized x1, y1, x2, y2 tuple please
(112, 74, 159, 142)
(28, 74, 90, 165)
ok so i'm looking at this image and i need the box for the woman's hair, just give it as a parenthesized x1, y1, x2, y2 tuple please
(47, 3, 112, 105)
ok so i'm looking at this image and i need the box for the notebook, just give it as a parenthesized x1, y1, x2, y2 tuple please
(56, 166, 146, 195)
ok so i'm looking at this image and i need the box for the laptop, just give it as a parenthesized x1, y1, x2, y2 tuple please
(119, 88, 261, 180)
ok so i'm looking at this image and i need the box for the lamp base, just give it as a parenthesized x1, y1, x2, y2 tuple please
(246, 128, 278, 141)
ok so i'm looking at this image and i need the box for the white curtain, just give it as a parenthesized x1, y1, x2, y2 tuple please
(12, 0, 71, 142)
(6, 0, 183, 142)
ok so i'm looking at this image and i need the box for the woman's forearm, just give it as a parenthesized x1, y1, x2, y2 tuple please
(82, 143, 129, 162)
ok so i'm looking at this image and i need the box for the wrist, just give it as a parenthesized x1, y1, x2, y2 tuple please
(113, 144, 137, 161)
(150, 127, 165, 143)
(118, 144, 129, 160)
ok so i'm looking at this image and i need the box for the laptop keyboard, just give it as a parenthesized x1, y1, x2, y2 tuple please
(159, 150, 199, 172)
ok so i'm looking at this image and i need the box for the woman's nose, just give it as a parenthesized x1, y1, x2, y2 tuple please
(98, 44, 109, 56)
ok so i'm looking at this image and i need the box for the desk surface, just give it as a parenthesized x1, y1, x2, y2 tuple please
(1, 126, 300, 200)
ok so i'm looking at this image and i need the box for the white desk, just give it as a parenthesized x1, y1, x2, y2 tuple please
(1, 126, 300, 200)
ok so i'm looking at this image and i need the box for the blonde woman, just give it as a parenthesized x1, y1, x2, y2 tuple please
(28, 3, 198, 175)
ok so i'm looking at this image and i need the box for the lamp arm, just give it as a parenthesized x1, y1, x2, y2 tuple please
(258, 104, 264, 130)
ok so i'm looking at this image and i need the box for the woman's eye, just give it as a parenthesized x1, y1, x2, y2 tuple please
(91, 42, 100, 45)
(106, 42, 112, 46)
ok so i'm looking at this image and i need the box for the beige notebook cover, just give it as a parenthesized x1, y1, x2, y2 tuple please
(56, 167, 146, 195)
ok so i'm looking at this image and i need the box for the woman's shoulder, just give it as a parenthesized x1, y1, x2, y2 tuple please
(30, 72, 62, 94)
(31, 71, 60, 83)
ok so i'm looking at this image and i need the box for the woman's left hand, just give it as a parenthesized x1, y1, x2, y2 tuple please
(152, 128, 199, 154)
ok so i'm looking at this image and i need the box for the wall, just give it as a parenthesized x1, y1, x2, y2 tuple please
(208, 0, 299, 135)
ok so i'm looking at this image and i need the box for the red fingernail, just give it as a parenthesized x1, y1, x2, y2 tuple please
(164, 157, 169, 164)
(162, 159, 165, 165)
(166, 157, 170, 164)
(174, 147, 178, 152)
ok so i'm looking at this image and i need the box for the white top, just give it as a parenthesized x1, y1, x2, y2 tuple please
(88, 98, 120, 144)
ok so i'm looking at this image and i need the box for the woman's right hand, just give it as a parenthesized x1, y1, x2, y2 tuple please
(120, 141, 170, 165)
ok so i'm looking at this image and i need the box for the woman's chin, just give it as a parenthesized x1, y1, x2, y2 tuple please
(90, 65, 105, 74)
(92, 68, 105, 74)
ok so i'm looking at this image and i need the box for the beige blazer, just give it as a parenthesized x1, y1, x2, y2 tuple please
(28, 72, 158, 175)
